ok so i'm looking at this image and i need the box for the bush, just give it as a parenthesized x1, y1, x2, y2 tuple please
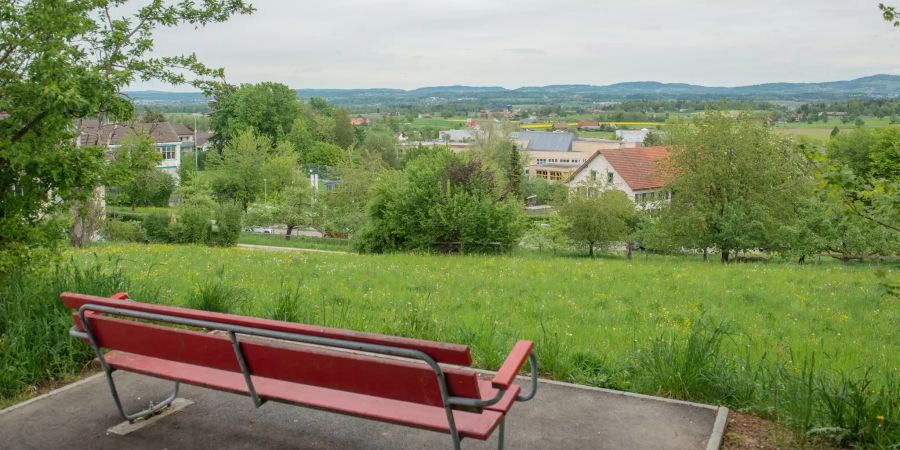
(143, 211, 173, 242)
(355, 149, 525, 253)
(102, 220, 147, 243)
(207, 202, 242, 246)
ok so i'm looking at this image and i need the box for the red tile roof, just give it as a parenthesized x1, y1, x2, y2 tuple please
(601, 146, 670, 190)
(568, 146, 670, 190)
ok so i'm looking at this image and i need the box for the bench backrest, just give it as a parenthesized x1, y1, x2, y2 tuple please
(62, 292, 481, 407)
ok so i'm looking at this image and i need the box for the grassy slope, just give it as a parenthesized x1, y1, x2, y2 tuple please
(77, 244, 898, 380)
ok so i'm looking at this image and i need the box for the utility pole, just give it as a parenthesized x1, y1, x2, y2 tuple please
(192, 113, 200, 170)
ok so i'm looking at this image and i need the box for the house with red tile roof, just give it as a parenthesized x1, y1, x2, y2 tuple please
(566, 147, 671, 206)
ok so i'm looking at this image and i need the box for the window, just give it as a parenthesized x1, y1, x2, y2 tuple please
(536, 158, 547, 164)
(589, 170, 597, 180)
(158, 144, 177, 160)
(607, 172, 614, 183)
(549, 171, 562, 181)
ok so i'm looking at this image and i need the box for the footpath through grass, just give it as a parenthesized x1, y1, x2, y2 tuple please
(237, 232, 351, 252)
(4, 243, 898, 446)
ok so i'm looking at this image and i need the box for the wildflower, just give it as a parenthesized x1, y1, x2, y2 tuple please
(877, 415, 885, 421)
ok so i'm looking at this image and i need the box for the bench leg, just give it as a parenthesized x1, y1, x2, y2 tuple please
(101, 368, 181, 423)
(498, 416, 505, 450)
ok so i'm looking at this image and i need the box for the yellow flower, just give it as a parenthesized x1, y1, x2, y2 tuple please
(877, 415, 885, 421)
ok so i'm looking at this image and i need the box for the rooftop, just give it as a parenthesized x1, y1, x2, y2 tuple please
(515, 131, 575, 152)
(570, 146, 670, 190)
(76, 120, 182, 147)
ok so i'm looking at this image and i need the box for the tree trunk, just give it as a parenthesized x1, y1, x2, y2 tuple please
(798, 255, 806, 265)
(131, 201, 136, 212)
(285, 225, 294, 240)
(703, 247, 708, 262)
(626, 241, 633, 261)
(721, 248, 730, 264)
(588, 243, 594, 257)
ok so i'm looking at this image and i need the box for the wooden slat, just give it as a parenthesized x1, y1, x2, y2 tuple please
(491, 340, 533, 389)
(104, 351, 504, 440)
(61, 292, 472, 366)
(478, 380, 521, 414)
(73, 314, 481, 407)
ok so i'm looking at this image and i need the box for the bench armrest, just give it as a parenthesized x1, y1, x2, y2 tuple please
(491, 340, 533, 390)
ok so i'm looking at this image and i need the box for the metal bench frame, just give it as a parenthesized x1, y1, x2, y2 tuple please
(70, 303, 537, 449)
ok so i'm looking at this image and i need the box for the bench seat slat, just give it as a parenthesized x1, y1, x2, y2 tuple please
(61, 292, 473, 366)
(74, 314, 482, 407)
(104, 351, 504, 440)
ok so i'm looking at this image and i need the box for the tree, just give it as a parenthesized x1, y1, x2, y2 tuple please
(108, 132, 163, 211)
(820, 127, 900, 235)
(644, 131, 664, 146)
(363, 126, 399, 167)
(321, 163, 382, 237)
(658, 111, 809, 262)
(558, 185, 635, 256)
(0, 0, 252, 265)
(333, 108, 354, 149)
(139, 109, 166, 123)
(245, 183, 313, 240)
(207, 129, 276, 210)
(286, 116, 316, 155)
(301, 142, 345, 166)
(355, 149, 525, 254)
(210, 82, 301, 150)
(831, 126, 841, 138)
(881, 3, 899, 26)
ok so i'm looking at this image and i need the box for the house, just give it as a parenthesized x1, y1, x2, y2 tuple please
(351, 117, 367, 126)
(566, 146, 671, 206)
(194, 131, 213, 152)
(170, 122, 195, 143)
(615, 128, 651, 144)
(76, 119, 183, 177)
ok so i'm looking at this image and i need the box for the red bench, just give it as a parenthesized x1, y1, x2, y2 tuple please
(62, 292, 537, 449)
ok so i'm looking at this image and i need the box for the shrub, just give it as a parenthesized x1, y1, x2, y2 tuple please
(102, 220, 147, 243)
(143, 211, 173, 242)
(355, 149, 525, 253)
(206, 202, 242, 246)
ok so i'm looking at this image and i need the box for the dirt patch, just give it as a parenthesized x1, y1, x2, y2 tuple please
(721, 411, 839, 450)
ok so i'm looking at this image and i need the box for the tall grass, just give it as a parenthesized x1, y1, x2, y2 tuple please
(0, 258, 128, 400)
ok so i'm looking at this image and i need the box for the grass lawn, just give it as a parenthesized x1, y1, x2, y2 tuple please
(75, 244, 898, 381)
(238, 232, 351, 252)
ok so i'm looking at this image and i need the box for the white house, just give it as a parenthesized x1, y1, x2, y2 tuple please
(76, 120, 183, 177)
(566, 146, 671, 206)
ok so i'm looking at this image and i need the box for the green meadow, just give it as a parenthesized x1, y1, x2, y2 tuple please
(74, 244, 897, 380)
(5, 243, 897, 445)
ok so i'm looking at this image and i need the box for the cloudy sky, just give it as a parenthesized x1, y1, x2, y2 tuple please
(137, 0, 900, 91)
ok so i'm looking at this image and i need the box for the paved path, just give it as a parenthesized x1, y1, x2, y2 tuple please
(0, 371, 726, 449)
(237, 243, 349, 254)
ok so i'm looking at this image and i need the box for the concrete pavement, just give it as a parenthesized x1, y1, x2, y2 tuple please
(0, 371, 726, 449)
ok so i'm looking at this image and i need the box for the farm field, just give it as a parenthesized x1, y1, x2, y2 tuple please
(774, 116, 895, 141)
(73, 244, 898, 381)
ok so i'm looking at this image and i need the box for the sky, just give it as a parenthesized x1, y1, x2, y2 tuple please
(134, 0, 900, 91)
